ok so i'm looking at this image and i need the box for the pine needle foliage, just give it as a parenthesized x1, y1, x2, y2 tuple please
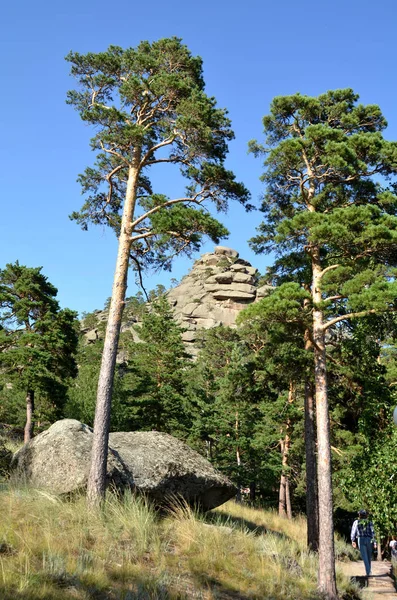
(0, 262, 78, 438)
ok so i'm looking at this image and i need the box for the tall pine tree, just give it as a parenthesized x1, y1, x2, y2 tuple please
(66, 38, 250, 504)
(250, 89, 397, 598)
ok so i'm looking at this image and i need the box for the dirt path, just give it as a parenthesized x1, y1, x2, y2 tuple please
(338, 560, 397, 599)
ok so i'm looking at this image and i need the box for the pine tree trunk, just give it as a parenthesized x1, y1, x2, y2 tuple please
(279, 382, 294, 518)
(278, 473, 286, 516)
(286, 477, 292, 519)
(278, 437, 287, 517)
(249, 481, 256, 504)
(304, 377, 319, 551)
(87, 161, 140, 507)
(235, 411, 242, 503)
(377, 536, 382, 561)
(24, 389, 34, 443)
(312, 251, 338, 599)
(279, 430, 291, 518)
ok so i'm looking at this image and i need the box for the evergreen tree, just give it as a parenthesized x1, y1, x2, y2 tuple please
(187, 326, 276, 505)
(0, 262, 78, 441)
(64, 333, 127, 431)
(250, 89, 397, 598)
(237, 285, 310, 516)
(119, 295, 192, 435)
(66, 38, 250, 504)
(342, 428, 397, 557)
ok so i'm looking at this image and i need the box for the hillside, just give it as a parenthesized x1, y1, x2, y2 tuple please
(0, 484, 359, 600)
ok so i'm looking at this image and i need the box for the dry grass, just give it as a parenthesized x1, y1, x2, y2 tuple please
(0, 486, 360, 600)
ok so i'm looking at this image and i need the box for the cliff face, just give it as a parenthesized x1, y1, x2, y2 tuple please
(166, 246, 269, 355)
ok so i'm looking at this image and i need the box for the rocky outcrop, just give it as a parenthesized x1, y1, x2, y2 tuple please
(167, 246, 259, 355)
(82, 246, 271, 356)
(11, 419, 236, 510)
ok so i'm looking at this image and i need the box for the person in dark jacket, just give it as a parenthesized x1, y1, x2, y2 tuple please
(351, 509, 377, 576)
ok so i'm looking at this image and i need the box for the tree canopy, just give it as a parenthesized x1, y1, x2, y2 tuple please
(0, 262, 78, 441)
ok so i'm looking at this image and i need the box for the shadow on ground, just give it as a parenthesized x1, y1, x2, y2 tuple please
(204, 510, 293, 542)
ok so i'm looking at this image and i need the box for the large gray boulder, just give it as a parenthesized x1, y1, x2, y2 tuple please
(109, 431, 235, 510)
(11, 420, 236, 510)
(11, 420, 132, 493)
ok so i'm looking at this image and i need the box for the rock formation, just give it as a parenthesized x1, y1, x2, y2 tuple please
(167, 246, 269, 355)
(82, 246, 272, 356)
(11, 419, 236, 510)
(109, 430, 236, 510)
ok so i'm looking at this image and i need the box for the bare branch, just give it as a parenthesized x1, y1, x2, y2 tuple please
(318, 264, 342, 279)
(99, 141, 129, 165)
(105, 165, 124, 203)
(322, 308, 379, 330)
(129, 255, 150, 301)
(322, 295, 345, 304)
(130, 193, 205, 232)
(139, 136, 175, 168)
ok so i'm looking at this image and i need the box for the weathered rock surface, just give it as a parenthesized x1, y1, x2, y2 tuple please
(82, 246, 269, 356)
(109, 431, 236, 510)
(11, 419, 236, 509)
(11, 420, 132, 493)
(166, 246, 260, 355)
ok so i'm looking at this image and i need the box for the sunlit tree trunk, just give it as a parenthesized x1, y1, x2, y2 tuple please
(312, 249, 337, 599)
(279, 382, 294, 519)
(87, 160, 140, 506)
(286, 477, 292, 519)
(235, 411, 242, 503)
(377, 535, 382, 561)
(24, 389, 34, 443)
(278, 437, 287, 518)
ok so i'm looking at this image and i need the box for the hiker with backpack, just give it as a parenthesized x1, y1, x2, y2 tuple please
(351, 509, 377, 576)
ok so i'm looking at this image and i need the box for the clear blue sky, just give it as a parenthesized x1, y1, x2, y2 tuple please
(2, 0, 397, 315)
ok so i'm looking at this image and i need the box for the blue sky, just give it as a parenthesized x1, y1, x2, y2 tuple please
(1, 0, 397, 315)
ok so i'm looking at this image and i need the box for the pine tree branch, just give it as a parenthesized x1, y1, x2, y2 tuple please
(105, 165, 125, 203)
(99, 141, 129, 165)
(323, 295, 345, 304)
(130, 194, 205, 232)
(140, 136, 176, 167)
(129, 255, 150, 301)
(319, 264, 341, 279)
(322, 309, 379, 330)
(144, 157, 181, 166)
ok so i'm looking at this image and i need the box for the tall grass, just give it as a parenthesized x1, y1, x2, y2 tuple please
(0, 486, 361, 600)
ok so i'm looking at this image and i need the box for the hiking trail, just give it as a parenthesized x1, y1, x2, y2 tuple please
(339, 560, 397, 599)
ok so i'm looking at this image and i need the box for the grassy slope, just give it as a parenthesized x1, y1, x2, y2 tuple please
(0, 485, 362, 600)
